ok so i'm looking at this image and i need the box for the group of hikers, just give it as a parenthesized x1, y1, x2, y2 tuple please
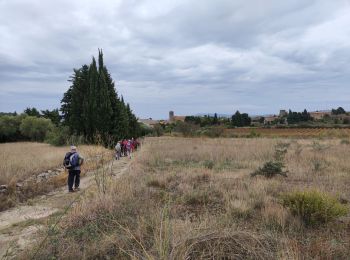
(63, 138, 140, 192)
(114, 138, 140, 160)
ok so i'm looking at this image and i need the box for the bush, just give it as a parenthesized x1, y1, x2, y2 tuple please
(20, 116, 54, 141)
(153, 124, 164, 137)
(0, 115, 23, 142)
(247, 129, 261, 138)
(281, 190, 348, 226)
(202, 127, 225, 137)
(251, 142, 289, 178)
(139, 124, 154, 136)
(174, 122, 199, 137)
(45, 126, 70, 146)
(251, 161, 288, 178)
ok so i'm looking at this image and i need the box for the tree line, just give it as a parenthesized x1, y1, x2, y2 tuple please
(0, 113, 54, 142)
(184, 114, 230, 127)
(286, 109, 312, 124)
(184, 111, 251, 127)
(182, 107, 349, 128)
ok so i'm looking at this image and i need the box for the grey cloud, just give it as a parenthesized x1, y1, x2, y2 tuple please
(0, 0, 349, 118)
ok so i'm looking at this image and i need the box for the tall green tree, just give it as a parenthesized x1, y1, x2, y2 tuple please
(24, 107, 41, 117)
(231, 111, 251, 127)
(213, 113, 218, 125)
(41, 109, 61, 126)
(60, 50, 140, 144)
(332, 107, 346, 115)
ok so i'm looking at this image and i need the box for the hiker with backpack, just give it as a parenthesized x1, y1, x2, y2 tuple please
(63, 145, 84, 193)
(115, 141, 121, 160)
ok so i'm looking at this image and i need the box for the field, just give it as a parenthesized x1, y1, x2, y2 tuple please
(29, 137, 350, 259)
(0, 142, 112, 210)
(224, 127, 350, 138)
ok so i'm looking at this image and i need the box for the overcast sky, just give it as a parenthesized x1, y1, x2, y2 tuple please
(1, 0, 350, 119)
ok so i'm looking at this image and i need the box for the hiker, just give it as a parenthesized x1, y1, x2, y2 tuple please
(122, 139, 128, 156)
(126, 139, 132, 159)
(63, 145, 84, 192)
(134, 138, 140, 151)
(131, 138, 135, 152)
(115, 141, 121, 160)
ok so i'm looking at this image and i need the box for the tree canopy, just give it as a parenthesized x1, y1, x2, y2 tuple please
(332, 107, 346, 115)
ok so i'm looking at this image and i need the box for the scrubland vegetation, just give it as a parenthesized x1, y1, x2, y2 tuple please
(0, 142, 111, 210)
(28, 137, 350, 259)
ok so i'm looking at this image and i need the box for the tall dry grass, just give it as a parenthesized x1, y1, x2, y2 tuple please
(27, 137, 350, 259)
(0, 142, 112, 211)
(0, 142, 109, 185)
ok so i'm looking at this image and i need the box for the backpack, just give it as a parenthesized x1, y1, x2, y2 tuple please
(63, 152, 72, 169)
(63, 152, 79, 169)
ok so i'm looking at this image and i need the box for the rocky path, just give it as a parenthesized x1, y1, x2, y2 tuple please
(0, 158, 131, 259)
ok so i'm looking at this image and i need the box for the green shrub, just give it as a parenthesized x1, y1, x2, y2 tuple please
(247, 129, 261, 138)
(0, 114, 26, 142)
(153, 124, 164, 137)
(45, 126, 70, 146)
(281, 190, 348, 226)
(251, 142, 289, 178)
(174, 122, 199, 137)
(251, 161, 288, 178)
(20, 116, 53, 141)
(202, 127, 225, 138)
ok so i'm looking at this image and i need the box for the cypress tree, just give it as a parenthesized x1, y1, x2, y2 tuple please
(96, 50, 113, 137)
(117, 96, 130, 139)
(85, 57, 99, 140)
(61, 50, 140, 144)
(213, 113, 218, 125)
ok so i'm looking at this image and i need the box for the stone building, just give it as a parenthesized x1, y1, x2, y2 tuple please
(169, 111, 186, 123)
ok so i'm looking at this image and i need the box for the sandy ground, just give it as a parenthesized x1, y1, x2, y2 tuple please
(0, 157, 131, 259)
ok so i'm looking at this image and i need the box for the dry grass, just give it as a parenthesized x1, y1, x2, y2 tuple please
(225, 127, 350, 138)
(27, 137, 350, 259)
(0, 142, 109, 185)
(0, 142, 112, 211)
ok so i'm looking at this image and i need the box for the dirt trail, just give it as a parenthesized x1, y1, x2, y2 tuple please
(0, 158, 131, 259)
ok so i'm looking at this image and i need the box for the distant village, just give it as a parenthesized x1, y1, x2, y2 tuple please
(138, 111, 186, 127)
(139, 108, 349, 128)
